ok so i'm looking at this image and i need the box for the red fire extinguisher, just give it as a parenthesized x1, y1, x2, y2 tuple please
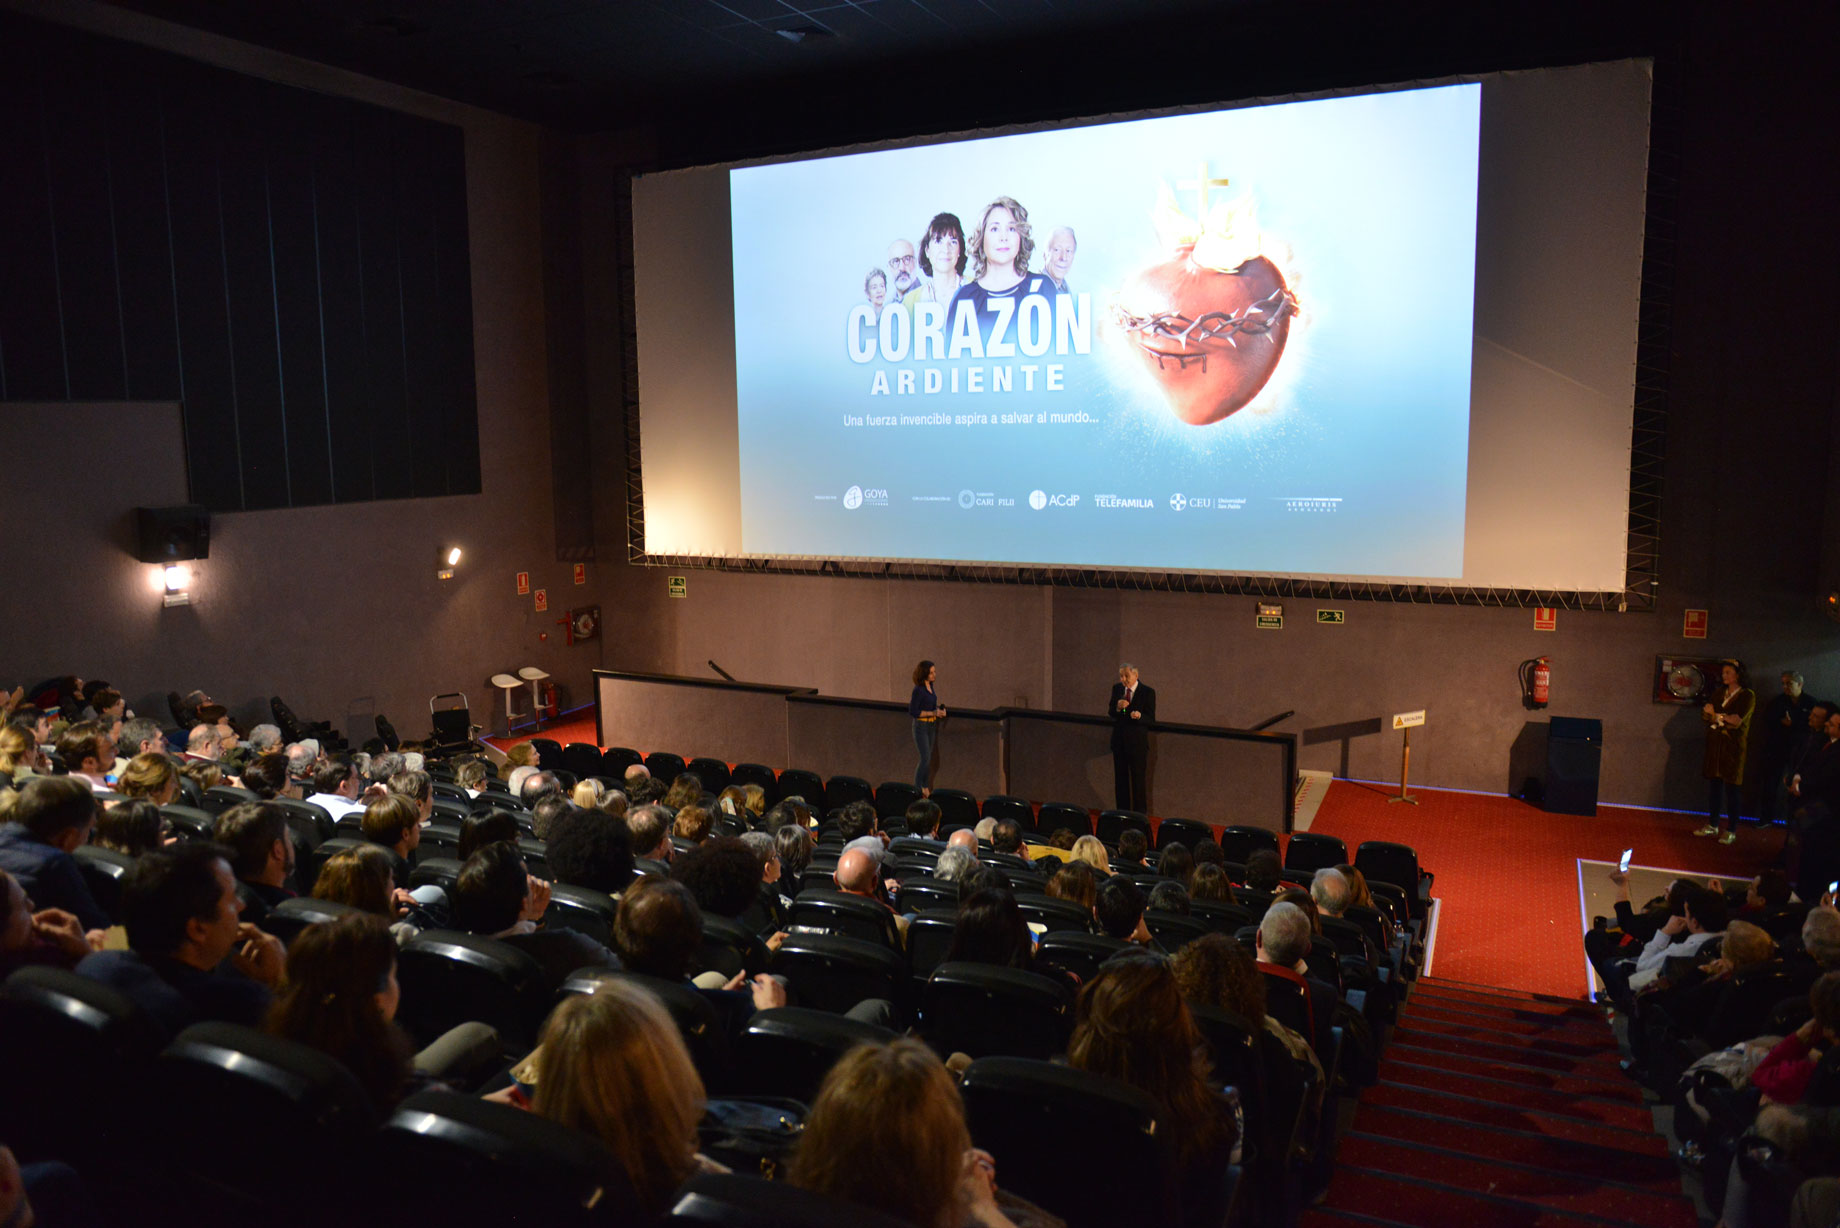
(538, 681, 560, 724)
(1519, 657, 1551, 710)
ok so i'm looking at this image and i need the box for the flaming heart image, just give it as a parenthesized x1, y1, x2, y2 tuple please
(1111, 175, 1299, 425)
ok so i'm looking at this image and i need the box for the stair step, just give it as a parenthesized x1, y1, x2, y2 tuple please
(1386, 1045, 1638, 1100)
(1312, 1166, 1665, 1228)
(1418, 977, 1597, 1010)
(1398, 1017, 1625, 1063)
(1378, 1065, 1653, 1129)
(1335, 1135, 1697, 1227)
(1346, 1112, 1678, 1178)
(1410, 983, 1603, 1021)
(1392, 1024, 1627, 1072)
(1364, 1080, 1658, 1141)
(1406, 1002, 1620, 1045)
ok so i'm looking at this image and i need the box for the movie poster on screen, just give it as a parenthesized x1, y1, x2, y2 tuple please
(730, 83, 1481, 576)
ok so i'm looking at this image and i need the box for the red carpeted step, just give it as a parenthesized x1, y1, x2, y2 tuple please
(1378, 1064, 1653, 1129)
(1411, 983, 1603, 1020)
(1391, 1031, 1626, 1075)
(1349, 1107, 1676, 1182)
(1334, 1136, 1698, 1228)
(1398, 1015, 1626, 1063)
(1418, 977, 1600, 1010)
(1363, 1082, 1663, 1151)
(1406, 993, 1605, 1028)
(1310, 1166, 1656, 1228)
(1406, 1002, 1621, 1045)
(1384, 1046, 1639, 1100)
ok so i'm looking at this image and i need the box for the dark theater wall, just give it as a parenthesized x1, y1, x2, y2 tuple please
(582, 0, 1840, 812)
(0, 10, 600, 742)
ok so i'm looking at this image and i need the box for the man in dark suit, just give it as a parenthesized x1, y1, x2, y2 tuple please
(1108, 663, 1155, 812)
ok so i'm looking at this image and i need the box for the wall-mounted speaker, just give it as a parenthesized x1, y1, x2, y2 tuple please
(133, 505, 211, 563)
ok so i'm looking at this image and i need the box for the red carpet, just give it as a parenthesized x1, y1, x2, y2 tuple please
(1306, 779, 1776, 997)
(1303, 978, 1698, 1228)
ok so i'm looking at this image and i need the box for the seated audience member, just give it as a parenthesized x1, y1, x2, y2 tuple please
(837, 800, 884, 851)
(613, 877, 784, 1012)
(524, 980, 723, 1217)
(114, 752, 179, 805)
(1588, 870, 1693, 983)
(662, 773, 705, 813)
(1172, 933, 1326, 1139)
(1334, 863, 1395, 946)
(597, 789, 629, 820)
(458, 811, 522, 860)
(1046, 863, 1098, 918)
(118, 716, 167, 761)
(531, 794, 576, 842)
(265, 913, 493, 1110)
(1752, 972, 1840, 1105)
(387, 769, 435, 828)
(180, 759, 222, 795)
(185, 722, 231, 764)
(519, 769, 563, 807)
(1095, 875, 1155, 946)
(213, 801, 297, 923)
(834, 847, 907, 943)
(54, 723, 115, 791)
(1, 867, 97, 977)
(546, 807, 635, 895)
(789, 1037, 1023, 1228)
(1158, 843, 1195, 892)
(0, 777, 109, 931)
(451, 842, 617, 990)
(673, 804, 714, 846)
(366, 752, 405, 787)
(626, 803, 675, 869)
(991, 820, 1025, 857)
(774, 824, 813, 893)
(571, 778, 606, 811)
(626, 775, 667, 806)
(1068, 952, 1239, 1223)
(1599, 882, 1727, 1011)
(1244, 849, 1282, 896)
(973, 817, 997, 845)
(94, 799, 168, 857)
(506, 764, 539, 798)
(312, 845, 421, 943)
(454, 759, 489, 799)
(737, 830, 790, 934)
(957, 864, 1011, 906)
(284, 739, 320, 786)
(1070, 835, 1111, 876)
(245, 723, 281, 755)
(359, 789, 423, 884)
(240, 752, 299, 801)
(905, 798, 944, 843)
(713, 785, 748, 822)
(1190, 863, 1235, 904)
(933, 845, 978, 886)
(947, 827, 981, 859)
(305, 759, 365, 819)
(944, 888, 1074, 992)
(1275, 887, 1323, 935)
(504, 742, 539, 775)
(1191, 839, 1226, 872)
(77, 842, 285, 1036)
(1796, 906, 1840, 977)
(1256, 902, 1338, 1061)
(1148, 881, 1191, 915)
(0, 723, 45, 784)
(1115, 828, 1149, 867)
(740, 783, 768, 818)
(1046, 829, 1078, 854)
(672, 837, 766, 925)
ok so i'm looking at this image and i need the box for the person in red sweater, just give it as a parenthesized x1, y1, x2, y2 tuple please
(1754, 972, 1840, 1105)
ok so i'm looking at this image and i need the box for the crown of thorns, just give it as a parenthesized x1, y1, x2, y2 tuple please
(1112, 284, 1299, 355)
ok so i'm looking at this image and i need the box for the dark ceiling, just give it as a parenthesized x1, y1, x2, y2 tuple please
(104, 0, 1225, 128)
(97, 0, 1674, 167)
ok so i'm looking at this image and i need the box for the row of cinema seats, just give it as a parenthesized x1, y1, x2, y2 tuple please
(18, 739, 1432, 1226)
(0, 959, 1250, 1228)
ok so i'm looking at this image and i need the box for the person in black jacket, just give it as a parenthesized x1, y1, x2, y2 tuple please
(451, 842, 617, 992)
(0, 776, 109, 932)
(1108, 663, 1155, 812)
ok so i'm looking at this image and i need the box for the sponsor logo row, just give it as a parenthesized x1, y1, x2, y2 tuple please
(827, 487, 1341, 512)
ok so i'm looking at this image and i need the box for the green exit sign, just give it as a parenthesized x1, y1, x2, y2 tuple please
(1316, 609, 1345, 624)
(667, 575, 687, 598)
(1255, 613, 1283, 630)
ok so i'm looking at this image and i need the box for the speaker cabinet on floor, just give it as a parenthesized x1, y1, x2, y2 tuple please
(133, 505, 210, 562)
(1544, 716, 1603, 816)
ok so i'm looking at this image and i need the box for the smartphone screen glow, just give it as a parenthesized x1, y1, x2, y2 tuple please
(1618, 849, 1633, 873)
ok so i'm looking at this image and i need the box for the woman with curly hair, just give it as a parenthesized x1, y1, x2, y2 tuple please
(1068, 950, 1239, 1226)
(948, 196, 1054, 346)
(114, 751, 179, 806)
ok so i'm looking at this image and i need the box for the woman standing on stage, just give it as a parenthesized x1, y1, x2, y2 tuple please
(909, 660, 946, 797)
(1697, 660, 1756, 845)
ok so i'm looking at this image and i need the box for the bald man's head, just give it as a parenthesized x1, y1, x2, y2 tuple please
(835, 847, 880, 895)
(947, 828, 979, 855)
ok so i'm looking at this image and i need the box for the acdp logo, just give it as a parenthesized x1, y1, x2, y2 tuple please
(843, 485, 863, 510)
(1029, 490, 1047, 510)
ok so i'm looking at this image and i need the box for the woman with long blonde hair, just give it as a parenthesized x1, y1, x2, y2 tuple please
(530, 980, 719, 1216)
(1070, 834, 1111, 876)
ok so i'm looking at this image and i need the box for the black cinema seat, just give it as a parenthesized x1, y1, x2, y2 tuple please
(731, 1006, 898, 1104)
(1284, 832, 1348, 875)
(1156, 817, 1217, 850)
(396, 929, 549, 1053)
(920, 962, 1073, 1060)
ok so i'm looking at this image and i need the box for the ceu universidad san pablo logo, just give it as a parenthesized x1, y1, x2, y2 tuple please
(1169, 493, 1187, 512)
